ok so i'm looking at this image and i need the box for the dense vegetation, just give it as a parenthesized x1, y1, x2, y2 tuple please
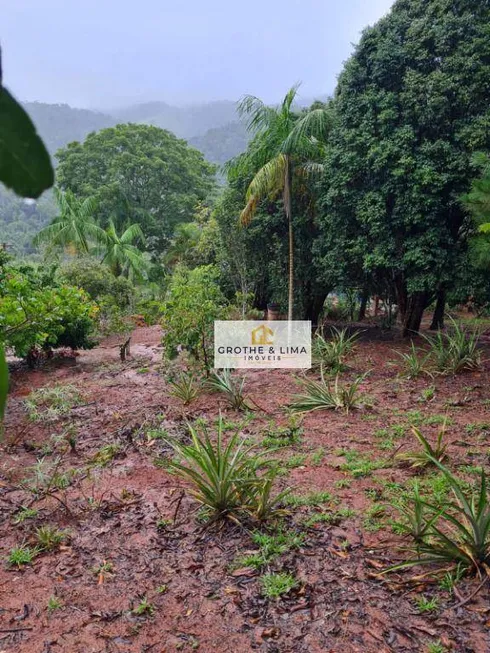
(2, 0, 490, 365)
(314, 0, 490, 335)
(4, 3, 490, 649)
(55, 124, 216, 255)
(0, 100, 247, 253)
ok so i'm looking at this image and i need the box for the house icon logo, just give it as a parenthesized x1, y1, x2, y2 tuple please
(251, 324, 274, 345)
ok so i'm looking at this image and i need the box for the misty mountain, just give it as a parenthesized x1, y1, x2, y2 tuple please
(23, 99, 248, 166)
(112, 100, 239, 139)
(23, 95, 329, 166)
(188, 121, 249, 167)
(24, 102, 115, 155)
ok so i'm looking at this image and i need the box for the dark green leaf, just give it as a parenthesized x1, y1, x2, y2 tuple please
(0, 87, 54, 198)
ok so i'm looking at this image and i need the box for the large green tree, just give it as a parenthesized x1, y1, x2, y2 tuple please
(461, 152, 490, 275)
(315, 0, 490, 335)
(228, 88, 332, 320)
(463, 153, 490, 228)
(55, 123, 216, 254)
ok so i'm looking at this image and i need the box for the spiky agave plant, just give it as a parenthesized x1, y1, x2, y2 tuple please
(394, 341, 432, 379)
(207, 369, 250, 410)
(423, 317, 482, 375)
(387, 460, 490, 576)
(397, 422, 448, 469)
(164, 415, 287, 523)
(289, 369, 365, 414)
(168, 372, 199, 405)
(392, 481, 441, 543)
(312, 327, 359, 372)
(243, 473, 292, 522)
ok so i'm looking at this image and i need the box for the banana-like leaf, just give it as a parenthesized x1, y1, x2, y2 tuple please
(0, 87, 54, 198)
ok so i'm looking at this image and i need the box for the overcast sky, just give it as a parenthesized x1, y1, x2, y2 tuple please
(1, 0, 394, 109)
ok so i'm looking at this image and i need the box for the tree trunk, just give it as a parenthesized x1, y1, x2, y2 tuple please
(358, 289, 369, 321)
(429, 289, 446, 330)
(284, 157, 294, 322)
(304, 290, 329, 326)
(394, 275, 408, 324)
(402, 291, 428, 337)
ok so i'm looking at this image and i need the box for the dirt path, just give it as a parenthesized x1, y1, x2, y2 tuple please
(1, 326, 490, 652)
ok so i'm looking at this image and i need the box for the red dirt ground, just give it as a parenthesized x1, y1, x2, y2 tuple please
(1, 324, 490, 652)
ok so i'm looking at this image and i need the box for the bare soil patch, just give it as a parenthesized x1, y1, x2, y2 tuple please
(1, 325, 490, 652)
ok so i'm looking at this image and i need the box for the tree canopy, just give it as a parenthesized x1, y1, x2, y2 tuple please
(314, 0, 490, 334)
(55, 123, 217, 254)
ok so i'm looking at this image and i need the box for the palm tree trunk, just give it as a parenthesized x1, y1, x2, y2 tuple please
(284, 156, 294, 322)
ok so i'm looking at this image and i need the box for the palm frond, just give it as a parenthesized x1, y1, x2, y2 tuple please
(239, 196, 259, 227)
(297, 161, 325, 179)
(281, 83, 301, 114)
(282, 106, 333, 154)
(121, 222, 145, 245)
(33, 220, 67, 245)
(237, 95, 275, 134)
(78, 195, 99, 220)
(247, 154, 286, 202)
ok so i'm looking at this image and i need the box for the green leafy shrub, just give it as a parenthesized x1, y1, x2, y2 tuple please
(59, 257, 133, 306)
(134, 298, 163, 326)
(96, 296, 132, 337)
(59, 258, 138, 338)
(161, 265, 227, 369)
(0, 264, 98, 362)
(323, 294, 354, 321)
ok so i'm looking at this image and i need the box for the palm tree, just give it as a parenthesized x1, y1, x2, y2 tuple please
(228, 86, 332, 321)
(100, 219, 149, 279)
(34, 188, 105, 255)
(164, 222, 201, 268)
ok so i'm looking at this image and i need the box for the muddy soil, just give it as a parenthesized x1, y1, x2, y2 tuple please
(1, 325, 490, 652)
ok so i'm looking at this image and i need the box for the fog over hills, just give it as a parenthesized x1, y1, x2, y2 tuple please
(112, 100, 239, 139)
(24, 103, 115, 155)
(24, 93, 330, 167)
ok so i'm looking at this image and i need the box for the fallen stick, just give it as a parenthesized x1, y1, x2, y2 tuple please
(452, 575, 489, 610)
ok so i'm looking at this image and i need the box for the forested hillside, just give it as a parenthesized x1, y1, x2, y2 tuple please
(189, 121, 249, 167)
(23, 102, 114, 154)
(0, 100, 247, 253)
(112, 99, 239, 138)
